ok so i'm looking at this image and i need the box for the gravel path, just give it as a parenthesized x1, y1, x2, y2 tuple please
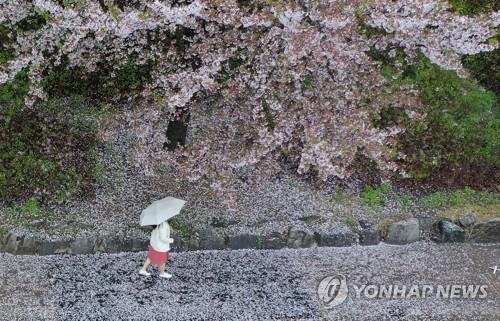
(1, 242, 499, 321)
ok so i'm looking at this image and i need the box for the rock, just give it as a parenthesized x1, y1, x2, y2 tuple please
(3, 232, 22, 254)
(17, 235, 41, 255)
(94, 234, 146, 253)
(386, 218, 420, 245)
(287, 228, 316, 249)
(1, 230, 12, 251)
(263, 232, 287, 250)
(194, 227, 225, 250)
(168, 232, 186, 252)
(459, 215, 475, 228)
(71, 237, 96, 254)
(316, 224, 357, 247)
(97, 236, 123, 253)
(438, 220, 465, 243)
(119, 237, 135, 252)
(184, 232, 200, 251)
(53, 240, 72, 254)
(229, 234, 258, 250)
(131, 237, 149, 252)
(418, 217, 437, 236)
(186, 237, 200, 251)
(468, 219, 500, 243)
(38, 240, 58, 255)
(358, 220, 380, 246)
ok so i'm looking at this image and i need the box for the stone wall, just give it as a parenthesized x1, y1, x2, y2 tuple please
(2, 218, 499, 255)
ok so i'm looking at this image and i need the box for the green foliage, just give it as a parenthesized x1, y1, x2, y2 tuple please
(373, 50, 499, 183)
(117, 60, 153, 89)
(0, 24, 16, 64)
(57, 0, 87, 9)
(0, 10, 49, 64)
(0, 226, 8, 240)
(41, 58, 154, 101)
(302, 72, 315, 90)
(394, 194, 411, 208)
(105, 1, 122, 19)
(215, 47, 247, 85)
(261, 98, 276, 130)
(169, 218, 193, 240)
(357, 15, 387, 39)
(448, 0, 499, 16)
(4, 198, 42, 225)
(462, 48, 500, 94)
(401, 57, 499, 180)
(0, 69, 30, 109)
(344, 218, 357, 229)
(255, 236, 264, 249)
(33, 6, 51, 23)
(0, 48, 15, 64)
(0, 71, 100, 203)
(372, 105, 408, 129)
(418, 187, 499, 208)
(361, 183, 391, 206)
(18, 10, 48, 31)
(331, 188, 356, 203)
(419, 188, 499, 223)
(90, 152, 106, 181)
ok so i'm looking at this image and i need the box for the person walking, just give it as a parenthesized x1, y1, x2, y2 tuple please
(139, 220, 174, 278)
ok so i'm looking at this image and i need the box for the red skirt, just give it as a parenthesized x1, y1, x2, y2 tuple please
(147, 245, 171, 265)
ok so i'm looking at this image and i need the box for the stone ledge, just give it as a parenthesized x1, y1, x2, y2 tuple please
(1, 218, 498, 255)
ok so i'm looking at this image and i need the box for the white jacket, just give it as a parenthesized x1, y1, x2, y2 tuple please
(150, 221, 174, 252)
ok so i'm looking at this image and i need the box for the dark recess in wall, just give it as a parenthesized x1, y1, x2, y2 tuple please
(164, 111, 190, 151)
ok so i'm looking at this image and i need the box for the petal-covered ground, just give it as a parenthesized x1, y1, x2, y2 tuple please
(1, 242, 499, 321)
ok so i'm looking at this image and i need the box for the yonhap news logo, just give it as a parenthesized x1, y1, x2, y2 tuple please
(317, 274, 488, 309)
(317, 274, 349, 308)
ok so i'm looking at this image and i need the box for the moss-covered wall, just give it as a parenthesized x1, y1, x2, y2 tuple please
(370, 49, 499, 188)
(0, 71, 101, 204)
(448, 0, 499, 16)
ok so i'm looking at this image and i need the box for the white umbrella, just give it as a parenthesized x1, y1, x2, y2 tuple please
(140, 196, 186, 226)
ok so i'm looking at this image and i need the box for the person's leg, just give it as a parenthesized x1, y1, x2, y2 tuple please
(139, 258, 152, 276)
(158, 256, 172, 278)
(142, 258, 151, 270)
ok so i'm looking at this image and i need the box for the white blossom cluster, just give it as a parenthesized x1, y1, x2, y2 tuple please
(367, 0, 498, 75)
(1, 0, 497, 192)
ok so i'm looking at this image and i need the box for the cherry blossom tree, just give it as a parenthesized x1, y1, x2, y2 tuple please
(1, 0, 498, 194)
